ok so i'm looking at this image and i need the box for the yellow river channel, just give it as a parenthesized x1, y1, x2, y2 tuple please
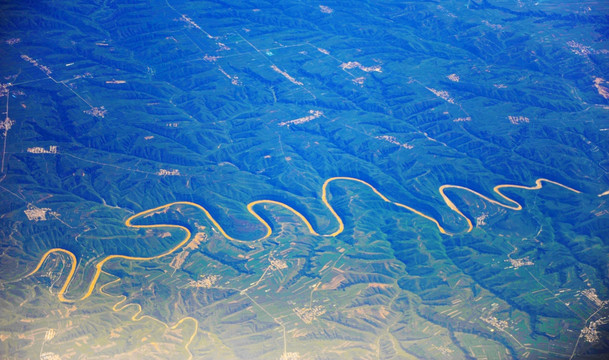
(24, 176, 581, 358)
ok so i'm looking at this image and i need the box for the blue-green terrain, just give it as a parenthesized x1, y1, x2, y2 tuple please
(1, 0, 608, 359)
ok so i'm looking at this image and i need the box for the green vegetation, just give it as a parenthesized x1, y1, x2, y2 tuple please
(1, 0, 608, 359)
